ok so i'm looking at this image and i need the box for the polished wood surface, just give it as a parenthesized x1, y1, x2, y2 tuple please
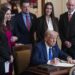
(24, 64, 71, 75)
(13, 45, 32, 75)
(14, 44, 32, 51)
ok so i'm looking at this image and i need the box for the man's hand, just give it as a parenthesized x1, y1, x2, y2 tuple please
(67, 56, 75, 64)
(10, 55, 13, 63)
(64, 41, 72, 48)
(50, 58, 60, 64)
(11, 36, 18, 42)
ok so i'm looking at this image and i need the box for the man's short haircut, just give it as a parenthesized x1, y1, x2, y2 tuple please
(44, 30, 58, 38)
(20, 0, 30, 6)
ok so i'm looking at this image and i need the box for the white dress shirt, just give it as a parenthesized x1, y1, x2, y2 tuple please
(46, 17, 54, 31)
(68, 9, 75, 15)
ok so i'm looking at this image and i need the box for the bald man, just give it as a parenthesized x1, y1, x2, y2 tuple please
(30, 30, 75, 66)
(59, 0, 75, 59)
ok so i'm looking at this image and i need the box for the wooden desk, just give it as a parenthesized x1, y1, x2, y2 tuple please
(23, 64, 71, 75)
(14, 44, 32, 51)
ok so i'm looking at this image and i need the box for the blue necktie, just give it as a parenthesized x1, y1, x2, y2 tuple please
(49, 48, 52, 60)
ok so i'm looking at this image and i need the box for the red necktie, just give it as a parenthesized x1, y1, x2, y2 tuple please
(68, 14, 72, 21)
(26, 15, 30, 31)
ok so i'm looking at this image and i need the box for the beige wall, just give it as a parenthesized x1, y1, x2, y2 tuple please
(62, 0, 68, 13)
(0, 0, 68, 17)
(1, 0, 7, 3)
(30, 0, 42, 17)
(45, 0, 62, 18)
(45, 0, 68, 18)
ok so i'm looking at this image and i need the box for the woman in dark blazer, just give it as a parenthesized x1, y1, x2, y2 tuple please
(36, 2, 58, 42)
(0, 9, 11, 75)
(0, 6, 18, 75)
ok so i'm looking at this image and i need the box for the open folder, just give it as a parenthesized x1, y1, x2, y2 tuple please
(47, 61, 75, 67)
(52, 63, 74, 67)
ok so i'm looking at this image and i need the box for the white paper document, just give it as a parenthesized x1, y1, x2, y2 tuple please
(4, 61, 10, 73)
(53, 63, 75, 67)
(47, 61, 75, 67)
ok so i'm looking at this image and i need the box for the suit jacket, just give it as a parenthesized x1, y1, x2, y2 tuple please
(0, 32, 10, 74)
(36, 15, 58, 42)
(58, 12, 75, 58)
(30, 41, 68, 66)
(12, 12, 37, 44)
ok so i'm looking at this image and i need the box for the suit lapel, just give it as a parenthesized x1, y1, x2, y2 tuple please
(42, 42, 48, 61)
(63, 12, 70, 38)
(44, 16, 58, 31)
(65, 12, 75, 23)
(70, 12, 75, 23)
(42, 16, 48, 31)
(29, 13, 35, 30)
(52, 46, 56, 58)
(65, 12, 68, 24)
(30, 13, 33, 27)
(20, 13, 29, 31)
(65, 12, 75, 38)
(44, 17, 48, 28)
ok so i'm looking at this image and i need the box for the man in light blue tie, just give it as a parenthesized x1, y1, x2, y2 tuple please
(30, 30, 75, 66)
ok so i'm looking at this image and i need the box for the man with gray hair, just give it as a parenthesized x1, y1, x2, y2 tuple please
(59, 0, 75, 59)
(30, 30, 75, 66)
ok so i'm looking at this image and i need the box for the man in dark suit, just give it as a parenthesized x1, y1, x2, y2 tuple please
(12, 0, 37, 44)
(30, 30, 75, 66)
(58, 0, 75, 59)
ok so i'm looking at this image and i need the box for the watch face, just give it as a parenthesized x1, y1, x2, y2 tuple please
(69, 66, 75, 75)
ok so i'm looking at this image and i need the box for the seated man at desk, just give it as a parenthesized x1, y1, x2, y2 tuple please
(30, 30, 75, 66)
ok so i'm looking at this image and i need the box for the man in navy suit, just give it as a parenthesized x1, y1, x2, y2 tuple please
(30, 30, 75, 66)
(12, 0, 37, 45)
